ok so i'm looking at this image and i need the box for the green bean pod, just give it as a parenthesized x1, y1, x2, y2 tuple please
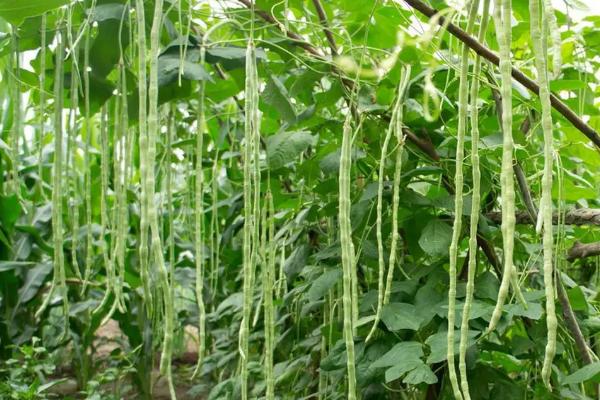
(530, 0, 557, 388)
(487, 0, 517, 336)
(339, 114, 357, 400)
(447, 2, 479, 398)
(458, 2, 490, 398)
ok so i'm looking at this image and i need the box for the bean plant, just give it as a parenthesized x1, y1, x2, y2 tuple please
(0, 1, 599, 399)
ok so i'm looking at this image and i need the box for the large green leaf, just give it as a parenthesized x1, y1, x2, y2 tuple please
(283, 244, 310, 280)
(384, 359, 423, 383)
(263, 76, 297, 124)
(307, 269, 342, 302)
(381, 303, 421, 331)
(0, 194, 21, 232)
(425, 330, 478, 364)
(17, 262, 52, 304)
(563, 362, 600, 385)
(157, 56, 212, 87)
(371, 341, 423, 368)
(267, 130, 316, 170)
(205, 46, 267, 69)
(418, 219, 453, 257)
(89, 3, 128, 22)
(0, 0, 70, 25)
(505, 302, 543, 320)
(402, 363, 438, 385)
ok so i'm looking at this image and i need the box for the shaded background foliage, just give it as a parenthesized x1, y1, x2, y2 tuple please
(0, 0, 600, 399)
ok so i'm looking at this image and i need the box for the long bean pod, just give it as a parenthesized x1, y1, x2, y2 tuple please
(263, 191, 276, 399)
(382, 67, 411, 307)
(530, 0, 557, 388)
(81, 14, 94, 296)
(37, 26, 69, 331)
(192, 40, 207, 381)
(240, 37, 259, 400)
(458, 2, 490, 398)
(447, 3, 479, 398)
(487, 0, 517, 335)
(135, 0, 153, 315)
(339, 113, 357, 400)
(366, 66, 411, 342)
(38, 14, 47, 195)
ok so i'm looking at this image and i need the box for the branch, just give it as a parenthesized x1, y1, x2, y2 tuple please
(486, 209, 600, 227)
(311, 0, 338, 56)
(403, 128, 440, 162)
(557, 277, 594, 365)
(513, 163, 537, 222)
(477, 234, 502, 278)
(402, 0, 600, 149)
(567, 241, 600, 262)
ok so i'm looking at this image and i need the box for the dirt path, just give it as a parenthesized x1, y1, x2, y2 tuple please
(49, 320, 202, 399)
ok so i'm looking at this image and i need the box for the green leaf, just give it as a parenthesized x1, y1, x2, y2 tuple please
(267, 131, 316, 170)
(215, 293, 243, 316)
(402, 166, 443, 181)
(440, 300, 494, 325)
(563, 362, 600, 385)
(475, 271, 500, 301)
(17, 262, 52, 304)
(284, 244, 310, 281)
(158, 56, 212, 87)
(403, 363, 438, 385)
(89, 3, 127, 22)
(307, 269, 342, 302)
(381, 303, 422, 331)
(205, 46, 267, 69)
(505, 302, 543, 320)
(0, 0, 70, 25)
(418, 219, 453, 257)
(482, 351, 524, 374)
(549, 80, 588, 92)
(567, 286, 588, 311)
(320, 340, 348, 371)
(0, 261, 35, 272)
(263, 76, 297, 124)
(384, 359, 423, 383)
(584, 318, 600, 335)
(88, 18, 129, 79)
(321, 340, 365, 372)
(0, 194, 21, 231)
(371, 341, 423, 368)
(37, 379, 67, 394)
(480, 132, 503, 149)
(425, 330, 478, 364)
(358, 182, 379, 203)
